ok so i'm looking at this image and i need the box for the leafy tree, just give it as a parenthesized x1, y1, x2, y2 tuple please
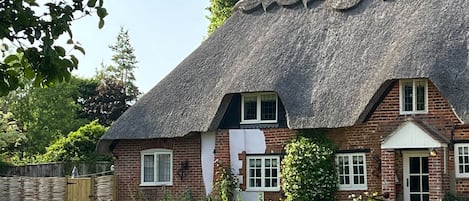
(9, 76, 95, 158)
(83, 77, 130, 126)
(0, 0, 107, 95)
(38, 120, 110, 162)
(281, 133, 338, 201)
(100, 27, 140, 101)
(206, 0, 238, 35)
(0, 111, 26, 163)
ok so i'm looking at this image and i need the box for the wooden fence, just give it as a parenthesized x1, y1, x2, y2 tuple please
(0, 175, 115, 201)
(4, 161, 111, 177)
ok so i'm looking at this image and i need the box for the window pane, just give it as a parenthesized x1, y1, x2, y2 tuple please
(143, 155, 154, 182)
(261, 94, 276, 121)
(410, 194, 420, 201)
(265, 179, 271, 187)
(416, 81, 426, 111)
(272, 178, 278, 187)
(402, 81, 413, 111)
(249, 159, 256, 167)
(157, 154, 171, 182)
(243, 95, 257, 120)
(250, 179, 255, 187)
(422, 157, 428, 174)
(410, 176, 421, 192)
(422, 176, 429, 192)
(410, 157, 420, 174)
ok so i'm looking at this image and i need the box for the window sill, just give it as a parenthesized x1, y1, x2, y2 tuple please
(245, 187, 281, 192)
(399, 111, 428, 115)
(140, 182, 173, 187)
(240, 120, 278, 124)
(338, 186, 367, 191)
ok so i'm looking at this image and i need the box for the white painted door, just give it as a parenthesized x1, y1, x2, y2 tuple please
(403, 151, 429, 201)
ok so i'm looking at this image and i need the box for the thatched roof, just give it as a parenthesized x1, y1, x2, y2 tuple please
(98, 0, 469, 152)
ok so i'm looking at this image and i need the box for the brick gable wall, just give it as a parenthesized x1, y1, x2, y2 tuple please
(327, 80, 460, 200)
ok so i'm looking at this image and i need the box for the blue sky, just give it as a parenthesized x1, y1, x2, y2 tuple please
(71, 1, 210, 93)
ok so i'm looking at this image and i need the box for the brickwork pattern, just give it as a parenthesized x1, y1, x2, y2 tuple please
(113, 80, 467, 201)
(327, 81, 460, 201)
(113, 134, 205, 201)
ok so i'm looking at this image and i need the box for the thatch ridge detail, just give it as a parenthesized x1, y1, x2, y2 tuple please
(234, 0, 363, 12)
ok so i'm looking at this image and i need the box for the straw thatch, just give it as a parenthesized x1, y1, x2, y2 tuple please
(98, 0, 469, 153)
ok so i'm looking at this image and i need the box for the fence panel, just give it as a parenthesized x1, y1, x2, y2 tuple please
(0, 175, 113, 201)
(5, 161, 111, 177)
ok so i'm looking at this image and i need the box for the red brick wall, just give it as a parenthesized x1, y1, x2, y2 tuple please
(112, 134, 205, 201)
(113, 79, 465, 201)
(327, 80, 460, 200)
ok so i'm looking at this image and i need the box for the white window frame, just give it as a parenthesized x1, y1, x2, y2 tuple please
(455, 143, 469, 178)
(399, 79, 428, 114)
(246, 155, 281, 192)
(241, 93, 278, 124)
(140, 148, 173, 186)
(336, 153, 367, 190)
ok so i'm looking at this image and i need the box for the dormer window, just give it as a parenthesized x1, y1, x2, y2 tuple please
(241, 93, 278, 124)
(399, 79, 428, 114)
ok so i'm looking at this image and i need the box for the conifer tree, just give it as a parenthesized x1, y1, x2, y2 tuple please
(105, 27, 140, 101)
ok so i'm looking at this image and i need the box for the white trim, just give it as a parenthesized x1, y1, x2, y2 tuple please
(399, 79, 428, 115)
(454, 143, 469, 178)
(381, 121, 446, 149)
(246, 155, 281, 192)
(403, 151, 429, 201)
(140, 148, 173, 186)
(336, 153, 367, 191)
(241, 93, 278, 124)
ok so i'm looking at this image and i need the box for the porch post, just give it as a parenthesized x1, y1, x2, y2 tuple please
(381, 149, 396, 201)
(428, 148, 444, 201)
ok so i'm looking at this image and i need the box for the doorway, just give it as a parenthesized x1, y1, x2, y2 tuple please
(403, 151, 429, 201)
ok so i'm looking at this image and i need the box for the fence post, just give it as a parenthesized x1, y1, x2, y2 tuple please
(113, 175, 117, 201)
(65, 176, 69, 201)
(91, 175, 96, 201)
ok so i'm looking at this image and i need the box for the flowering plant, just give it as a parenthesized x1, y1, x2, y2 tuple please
(349, 192, 386, 201)
(213, 159, 238, 201)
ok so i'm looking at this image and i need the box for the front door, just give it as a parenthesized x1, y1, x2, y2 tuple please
(403, 151, 429, 201)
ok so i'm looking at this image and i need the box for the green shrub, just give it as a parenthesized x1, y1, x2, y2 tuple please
(281, 132, 338, 201)
(212, 159, 237, 201)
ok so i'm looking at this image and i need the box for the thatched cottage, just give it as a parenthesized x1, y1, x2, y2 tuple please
(97, 0, 469, 200)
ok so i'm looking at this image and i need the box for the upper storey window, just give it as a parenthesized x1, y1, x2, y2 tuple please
(399, 79, 428, 114)
(241, 93, 278, 124)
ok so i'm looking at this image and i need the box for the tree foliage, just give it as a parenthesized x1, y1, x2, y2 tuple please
(85, 27, 139, 126)
(100, 27, 140, 100)
(281, 133, 338, 201)
(38, 120, 110, 162)
(0, 112, 25, 163)
(206, 0, 238, 35)
(9, 76, 96, 157)
(83, 77, 130, 126)
(0, 0, 107, 95)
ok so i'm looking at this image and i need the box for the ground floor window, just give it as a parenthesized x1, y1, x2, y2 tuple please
(455, 143, 469, 178)
(336, 153, 367, 190)
(140, 149, 173, 186)
(246, 155, 280, 191)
